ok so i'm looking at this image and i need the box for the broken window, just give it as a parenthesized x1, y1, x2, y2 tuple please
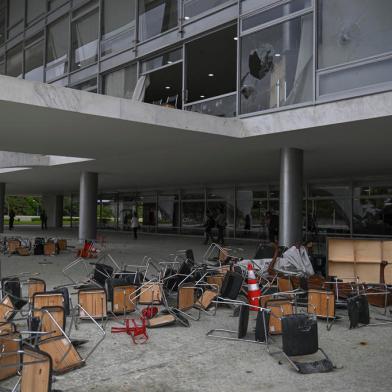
(240, 13, 313, 114)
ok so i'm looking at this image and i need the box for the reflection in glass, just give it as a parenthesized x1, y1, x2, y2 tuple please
(141, 48, 182, 74)
(242, 0, 311, 31)
(181, 201, 204, 235)
(0, 57, 4, 75)
(103, 64, 137, 99)
(240, 14, 313, 114)
(49, 0, 68, 10)
(184, 0, 230, 20)
(6, 44, 23, 78)
(0, 0, 5, 45)
(318, 57, 392, 97)
(353, 198, 392, 236)
(236, 189, 268, 239)
(25, 36, 44, 81)
(102, 0, 135, 56)
(185, 93, 236, 117)
(309, 199, 350, 234)
(73, 78, 97, 92)
(138, 0, 178, 41)
(71, 10, 99, 70)
(158, 193, 179, 233)
(7, 0, 24, 38)
(46, 17, 69, 80)
(318, 0, 392, 70)
(27, 0, 46, 23)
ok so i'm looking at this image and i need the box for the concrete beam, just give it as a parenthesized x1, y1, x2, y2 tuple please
(0, 151, 50, 168)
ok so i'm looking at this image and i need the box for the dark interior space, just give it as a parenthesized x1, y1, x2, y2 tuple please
(186, 25, 237, 103)
(144, 62, 182, 108)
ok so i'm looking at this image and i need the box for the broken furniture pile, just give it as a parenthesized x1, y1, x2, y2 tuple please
(3, 236, 68, 256)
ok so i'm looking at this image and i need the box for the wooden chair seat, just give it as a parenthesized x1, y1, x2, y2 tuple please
(138, 283, 162, 305)
(266, 299, 293, 335)
(177, 285, 196, 311)
(21, 349, 52, 392)
(78, 289, 107, 319)
(33, 293, 64, 319)
(112, 285, 137, 314)
(147, 314, 176, 328)
(39, 306, 65, 341)
(39, 337, 84, 375)
(308, 290, 335, 318)
(0, 296, 15, 322)
(0, 326, 21, 381)
(195, 290, 217, 310)
(28, 279, 46, 304)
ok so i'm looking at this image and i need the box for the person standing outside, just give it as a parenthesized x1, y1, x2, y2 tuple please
(131, 211, 139, 240)
(40, 209, 48, 230)
(204, 210, 215, 245)
(216, 207, 227, 245)
(9, 209, 15, 230)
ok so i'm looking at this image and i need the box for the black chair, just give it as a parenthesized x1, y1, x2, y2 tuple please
(280, 313, 334, 373)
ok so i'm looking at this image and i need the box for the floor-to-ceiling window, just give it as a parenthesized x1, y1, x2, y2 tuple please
(101, 0, 136, 57)
(0, 0, 5, 46)
(103, 63, 137, 99)
(6, 43, 23, 78)
(27, 0, 46, 24)
(24, 32, 44, 81)
(138, 0, 178, 41)
(184, 25, 237, 117)
(141, 48, 183, 108)
(7, 0, 24, 38)
(181, 189, 205, 235)
(158, 191, 180, 234)
(240, 0, 314, 114)
(46, 16, 69, 81)
(353, 185, 392, 236)
(71, 3, 99, 71)
(317, 0, 392, 98)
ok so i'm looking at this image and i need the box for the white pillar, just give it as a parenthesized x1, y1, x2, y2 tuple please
(79, 172, 98, 241)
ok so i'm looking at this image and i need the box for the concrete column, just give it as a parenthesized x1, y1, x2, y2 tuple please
(279, 148, 303, 247)
(0, 183, 5, 233)
(42, 194, 64, 228)
(79, 172, 98, 241)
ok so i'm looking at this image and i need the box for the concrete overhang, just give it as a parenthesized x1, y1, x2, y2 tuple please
(0, 75, 391, 194)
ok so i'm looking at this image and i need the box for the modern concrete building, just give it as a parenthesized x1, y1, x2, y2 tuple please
(0, 0, 391, 246)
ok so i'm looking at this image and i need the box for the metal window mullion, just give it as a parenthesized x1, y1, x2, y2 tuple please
(312, 0, 316, 104)
(240, 7, 313, 37)
(235, 0, 240, 117)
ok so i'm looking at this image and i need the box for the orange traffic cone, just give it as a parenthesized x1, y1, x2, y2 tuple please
(247, 263, 261, 311)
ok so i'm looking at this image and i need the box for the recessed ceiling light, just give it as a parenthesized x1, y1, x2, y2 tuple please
(275, 53, 281, 57)
(167, 60, 173, 64)
(234, 37, 238, 41)
(184, 16, 190, 20)
(208, 73, 214, 77)
(165, 86, 171, 90)
(200, 95, 205, 98)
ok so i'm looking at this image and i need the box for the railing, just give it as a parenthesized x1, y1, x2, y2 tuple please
(184, 92, 237, 117)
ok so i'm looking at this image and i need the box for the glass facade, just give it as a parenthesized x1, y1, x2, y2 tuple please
(103, 64, 137, 99)
(102, 0, 135, 57)
(71, 8, 99, 70)
(0, 0, 390, 118)
(46, 16, 69, 81)
(138, 0, 178, 41)
(240, 13, 313, 113)
(24, 33, 44, 81)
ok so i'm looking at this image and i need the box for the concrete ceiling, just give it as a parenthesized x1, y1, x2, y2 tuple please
(0, 76, 391, 195)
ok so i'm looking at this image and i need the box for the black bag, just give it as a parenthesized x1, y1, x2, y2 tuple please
(347, 295, 370, 329)
(237, 305, 249, 339)
(282, 314, 318, 357)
